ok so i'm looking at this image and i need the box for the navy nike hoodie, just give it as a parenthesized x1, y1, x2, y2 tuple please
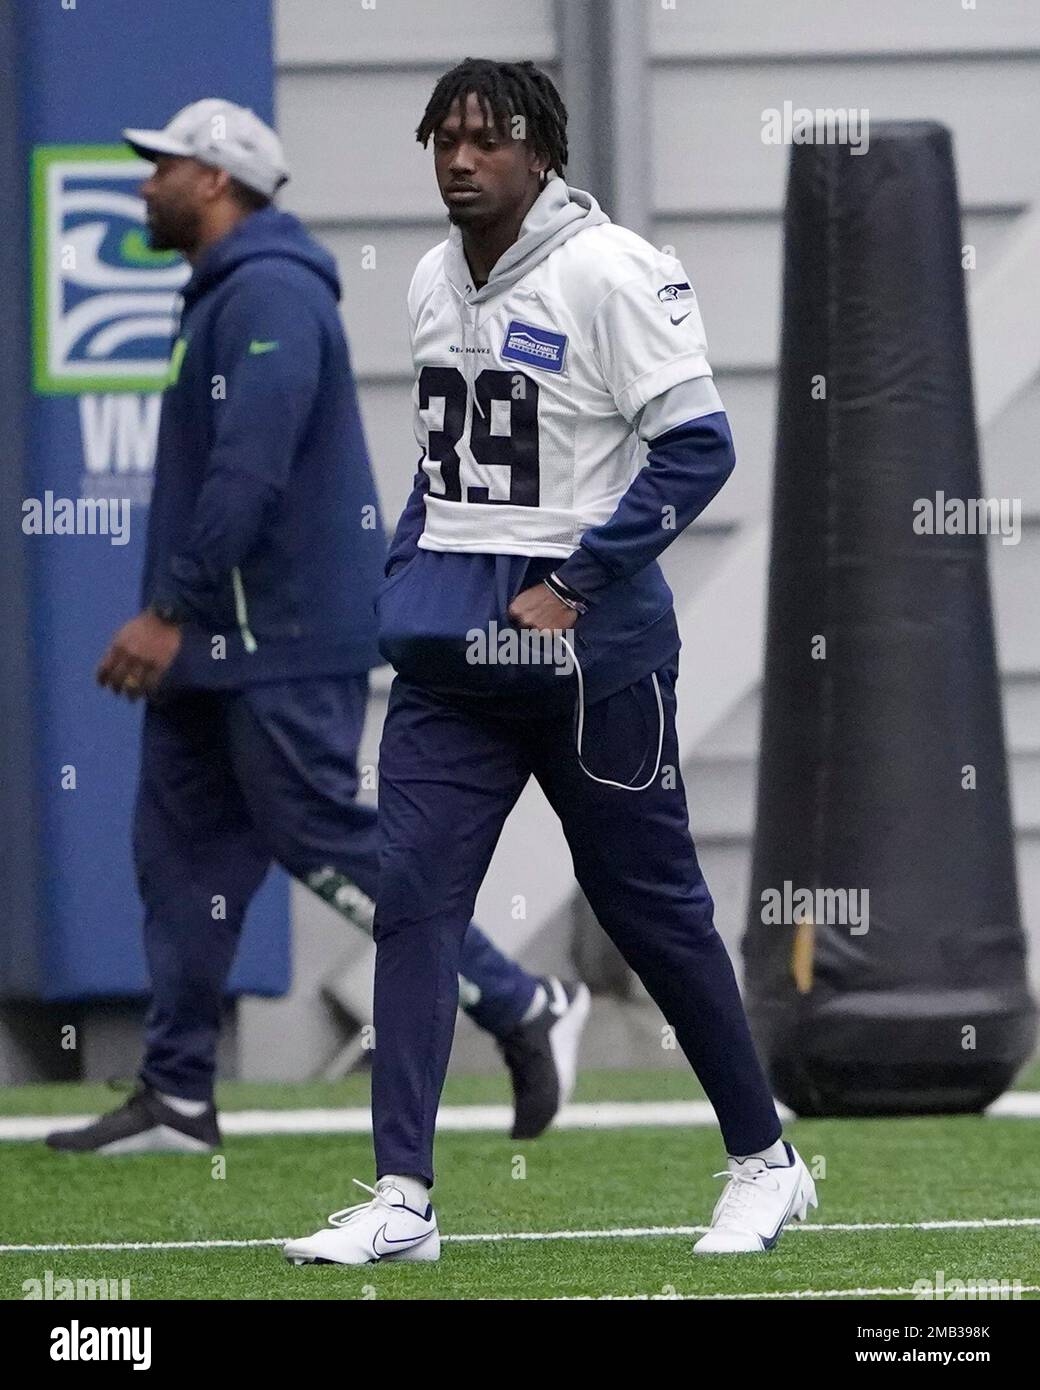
(143, 206, 385, 689)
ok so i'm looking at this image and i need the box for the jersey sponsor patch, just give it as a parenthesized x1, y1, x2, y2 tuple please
(501, 319, 568, 373)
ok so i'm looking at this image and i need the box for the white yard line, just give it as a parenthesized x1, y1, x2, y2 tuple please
(3, 1216, 1040, 1255)
(0, 1100, 730, 1141)
(3, 1090, 1040, 1143)
(553, 1285, 1040, 1301)
(985, 1092, 1040, 1117)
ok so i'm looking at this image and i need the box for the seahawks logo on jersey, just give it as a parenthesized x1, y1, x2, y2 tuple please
(657, 281, 694, 325)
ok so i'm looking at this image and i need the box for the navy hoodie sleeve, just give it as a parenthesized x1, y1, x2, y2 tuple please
(156, 268, 321, 617)
(553, 411, 736, 603)
(384, 461, 429, 577)
(552, 254, 736, 603)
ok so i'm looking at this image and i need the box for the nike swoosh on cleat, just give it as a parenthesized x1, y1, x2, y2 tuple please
(761, 1175, 808, 1249)
(372, 1222, 432, 1257)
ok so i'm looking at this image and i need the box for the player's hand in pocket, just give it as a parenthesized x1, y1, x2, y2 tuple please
(507, 583, 578, 632)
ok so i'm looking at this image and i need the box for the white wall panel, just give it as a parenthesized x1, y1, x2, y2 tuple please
(357, 379, 420, 521)
(650, 0, 1040, 60)
(278, 66, 561, 220)
(277, 70, 455, 220)
(652, 60, 1040, 214)
(324, 223, 445, 377)
(684, 737, 1040, 841)
(1007, 678, 1040, 752)
(983, 377, 1040, 512)
(277, 0, 555, 67)
(683, 672, 1040, 763)
(990, 523, 1040, 673)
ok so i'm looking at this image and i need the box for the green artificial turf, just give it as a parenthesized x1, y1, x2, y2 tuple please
(2, 1078, 1038, 1300)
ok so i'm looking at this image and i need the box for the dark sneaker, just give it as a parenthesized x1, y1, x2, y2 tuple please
(45, 1085, 220, 1154)
(497, 978, 591, 1140)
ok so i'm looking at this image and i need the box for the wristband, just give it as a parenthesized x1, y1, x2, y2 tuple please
(543, 572, 589, 616)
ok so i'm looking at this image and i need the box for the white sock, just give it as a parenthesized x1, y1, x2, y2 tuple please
(732, 1139, 789, 1166)
(157, 1091, 209, 1118)
(378, 1174, 430, 1210)
(520, 983, 548, 1024)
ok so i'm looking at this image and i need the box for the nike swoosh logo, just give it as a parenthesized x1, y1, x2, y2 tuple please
(670, 312, 691, 326)
(249, 339, 280, 354)
(372, 1221, 431, 1257)
(761, 1174, 805, 1249)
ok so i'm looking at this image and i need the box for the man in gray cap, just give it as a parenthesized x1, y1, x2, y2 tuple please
(124, 98, 289, 202)
(47, 99, 588, 1155)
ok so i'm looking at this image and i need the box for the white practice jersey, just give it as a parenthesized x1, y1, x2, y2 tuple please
(408, 219, 720, 558)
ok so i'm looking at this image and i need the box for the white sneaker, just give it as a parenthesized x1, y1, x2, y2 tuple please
(499, 977, 591, 1140)
(284, 1179, 440, 1266)
(693, 1142, 817, 1254)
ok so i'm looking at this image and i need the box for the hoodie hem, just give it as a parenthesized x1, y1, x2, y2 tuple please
(160, 632, 382, 692)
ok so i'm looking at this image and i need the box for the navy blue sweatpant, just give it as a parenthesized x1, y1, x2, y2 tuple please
(133, 675, 538, 1101)
(372, 657, 781, 1185)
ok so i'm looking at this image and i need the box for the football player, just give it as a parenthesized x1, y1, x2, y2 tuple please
(286, 59, 816, 1267)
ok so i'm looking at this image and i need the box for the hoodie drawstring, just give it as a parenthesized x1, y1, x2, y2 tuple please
(452, 282, 486, 424)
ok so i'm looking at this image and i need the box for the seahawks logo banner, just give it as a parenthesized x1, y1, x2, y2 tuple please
(1, 0, 288, 1000)
(31, 144, 189, 395)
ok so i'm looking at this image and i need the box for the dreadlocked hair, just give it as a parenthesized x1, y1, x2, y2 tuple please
(416, 58, 568, 174)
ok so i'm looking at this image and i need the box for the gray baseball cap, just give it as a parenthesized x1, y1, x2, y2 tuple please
(124, 98, 289, 198)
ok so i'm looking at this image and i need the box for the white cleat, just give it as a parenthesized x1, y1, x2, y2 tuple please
(284, 1179, 440, 1266)
(693, 1142, 818, 1254)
